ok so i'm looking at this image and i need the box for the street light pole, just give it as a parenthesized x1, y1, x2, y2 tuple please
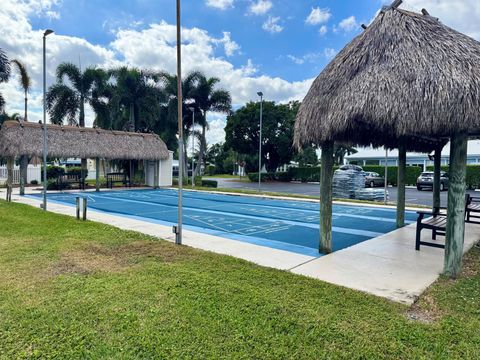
(257, 92, 263, 192)
(42, 29, 53, 211)
(175, 0, 183, 245)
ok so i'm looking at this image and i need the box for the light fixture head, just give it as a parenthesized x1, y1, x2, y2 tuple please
(44, 29, 54, 37)
(257, 91, 263, 97)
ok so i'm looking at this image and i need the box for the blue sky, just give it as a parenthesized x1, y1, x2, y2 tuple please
(1, 0, 479, 145)
(26, 0, 382, 82)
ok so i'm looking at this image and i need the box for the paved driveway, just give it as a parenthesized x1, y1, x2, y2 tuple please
(210, 177, 477, 207)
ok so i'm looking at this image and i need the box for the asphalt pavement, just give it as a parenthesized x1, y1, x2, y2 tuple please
(210, 177, 478, 207)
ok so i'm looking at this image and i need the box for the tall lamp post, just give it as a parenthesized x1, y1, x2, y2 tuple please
(42, 29, 54, 211)
(257, 91, 263, 192)
(189, 107, 195, 188)
(175, 0, 183, 245)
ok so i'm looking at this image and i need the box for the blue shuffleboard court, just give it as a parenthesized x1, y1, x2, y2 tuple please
(29, 189, 417, 257)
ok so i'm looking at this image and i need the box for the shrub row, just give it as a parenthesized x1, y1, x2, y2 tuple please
(426, 165, 480, 189)
(43, 165, 89, 181)
(172, 177, 218, 188)
(361, 165, 423, 186)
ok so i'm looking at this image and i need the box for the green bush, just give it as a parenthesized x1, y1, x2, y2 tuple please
(247, 172, 276, 182)
(44, 165, 65, 180)
(201, 180, 218, 188)
(287, 167, 323, 182)
(194, 176, 203, 187)
(30, 180, 38, 185)
(362, 165, 422, 186)
(65, 166, 89, 179)
(46, 179, 69, 191)
(207, 165, 216, 176)
(275, 172, 292, 182)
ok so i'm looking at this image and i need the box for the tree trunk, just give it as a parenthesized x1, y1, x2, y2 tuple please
(396, 142, 406, 228)
(79, 98, 87, 185)
(19, 91, 28, 195)
(320, 141, 334, 254)
(129, 103, 135, 132)
(6, 157, 14, 202)
(195, 124, 207, 177)
(444, 132, 468, 278)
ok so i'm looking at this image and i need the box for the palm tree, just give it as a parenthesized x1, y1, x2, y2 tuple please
(11, 59, 31, 195)
(334, 144, 358, 165)
(47, 62, 106, 175)
(0, 48, 10, 113)
(192, 75, 231, 176)
(107, 67, 165, 132)
(158, 71, 205, 173)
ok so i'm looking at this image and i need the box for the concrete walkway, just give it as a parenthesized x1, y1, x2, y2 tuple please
(2, 187, 479, 305)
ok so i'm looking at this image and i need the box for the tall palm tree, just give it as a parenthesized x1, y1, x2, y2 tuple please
(47, 62, 106, 175)
(193, 75, 231, 176)
(0, 48, 10, 113)
(11, 59, 31, 195)
(107, 67, 165, 132)
(158, 71, 204, 173)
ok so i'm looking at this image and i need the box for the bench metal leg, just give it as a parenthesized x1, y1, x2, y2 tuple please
(415, 224, 422, 251)
(432, 229, 437, 240)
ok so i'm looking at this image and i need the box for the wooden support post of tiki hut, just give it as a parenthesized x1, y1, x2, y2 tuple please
(432, 145, 442, 212)
(19, 156, 26, 196)
(396, 141, 406, 228)
(95, 157, 100, 192)
(320, 140, 334, 254)
(444, 132, 468, 278)
(154, 161, 159, 189)
(6, 157, 14, 202)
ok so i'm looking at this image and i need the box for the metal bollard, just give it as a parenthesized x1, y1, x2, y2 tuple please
(76, 197, 80, 219)
(82, 197, 87, 221)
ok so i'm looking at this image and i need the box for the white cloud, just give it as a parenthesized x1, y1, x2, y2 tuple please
(306, 7, 331, 25)
(399, 0, 480, 40)
(287, 55, 305, 65)
(205, 0, 234, 10)
(205, 116, 227, 145)
(319, 25, 328, 36)
(0, 0, 312, 144)
(338, 16, 359, 32)
(323, 48, 337, 60)
(248, 0, 273, 16)
(262, 16, 283, 33)
(215, 31, 240, 57)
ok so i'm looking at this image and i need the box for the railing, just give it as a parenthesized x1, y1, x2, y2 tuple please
(0, 166, 41, 184)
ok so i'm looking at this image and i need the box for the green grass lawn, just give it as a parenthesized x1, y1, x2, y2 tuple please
(0, 200, 479, 358)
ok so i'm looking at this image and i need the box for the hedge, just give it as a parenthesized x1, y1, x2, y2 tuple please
(361, 165, 423, 186)
(201, 179, 218, 188)
(426, 165, 480, 190)
(248, 165, 427, 186)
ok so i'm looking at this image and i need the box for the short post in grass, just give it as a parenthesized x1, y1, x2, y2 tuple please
(320, 140, 334, 254)
(76, 197, 80, 219)
(82, 197, 87, 221)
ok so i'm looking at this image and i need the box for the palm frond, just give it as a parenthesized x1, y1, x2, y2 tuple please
(10, 59, 31, 92)
(56, 62, 82, 90)
(0, 48, 10, 83)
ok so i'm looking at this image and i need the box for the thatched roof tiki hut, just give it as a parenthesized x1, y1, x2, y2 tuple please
(294, 0, 480, 278)
(0, 120, 170, 196)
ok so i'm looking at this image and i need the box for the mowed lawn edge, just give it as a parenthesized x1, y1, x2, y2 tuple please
(0, 200, 479, 359)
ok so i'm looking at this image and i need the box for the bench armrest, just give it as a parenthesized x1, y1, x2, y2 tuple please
(417, 210, 446, 217)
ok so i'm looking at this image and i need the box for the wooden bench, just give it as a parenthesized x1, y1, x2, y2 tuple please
(57, 173, 85, 190)
(466, 194, 480, 224)
(415, 210, 447, 250)
(106, 172, 130, 189)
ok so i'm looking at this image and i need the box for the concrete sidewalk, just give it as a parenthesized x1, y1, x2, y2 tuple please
(2, 187, 479, 305)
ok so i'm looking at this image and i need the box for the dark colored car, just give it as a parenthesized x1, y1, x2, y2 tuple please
(364, 172, 385, 188)
(416, 171, 449, 191)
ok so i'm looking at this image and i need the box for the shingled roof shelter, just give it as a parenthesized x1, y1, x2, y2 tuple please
(0, 120, 170, 196)
(294, 0, 480, 277)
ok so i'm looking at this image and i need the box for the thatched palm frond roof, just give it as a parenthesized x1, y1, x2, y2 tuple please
(294, 7, 480, 151)
(0, 121, 169, 160)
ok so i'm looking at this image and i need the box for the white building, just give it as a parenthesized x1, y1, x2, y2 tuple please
(346, 140, 480, 170)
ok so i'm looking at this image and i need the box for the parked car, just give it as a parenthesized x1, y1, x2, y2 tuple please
(364, 172, 385, 188)
(416, 171, 449, 191)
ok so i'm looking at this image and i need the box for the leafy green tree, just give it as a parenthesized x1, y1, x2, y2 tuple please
(192, 75, 231, 176)
(225, 101, 299, 172)
(46, 62, 106, 175)
(10, 59, 32, 195)
(0, 48, 10, 112)
(294, 145, 319, 167)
